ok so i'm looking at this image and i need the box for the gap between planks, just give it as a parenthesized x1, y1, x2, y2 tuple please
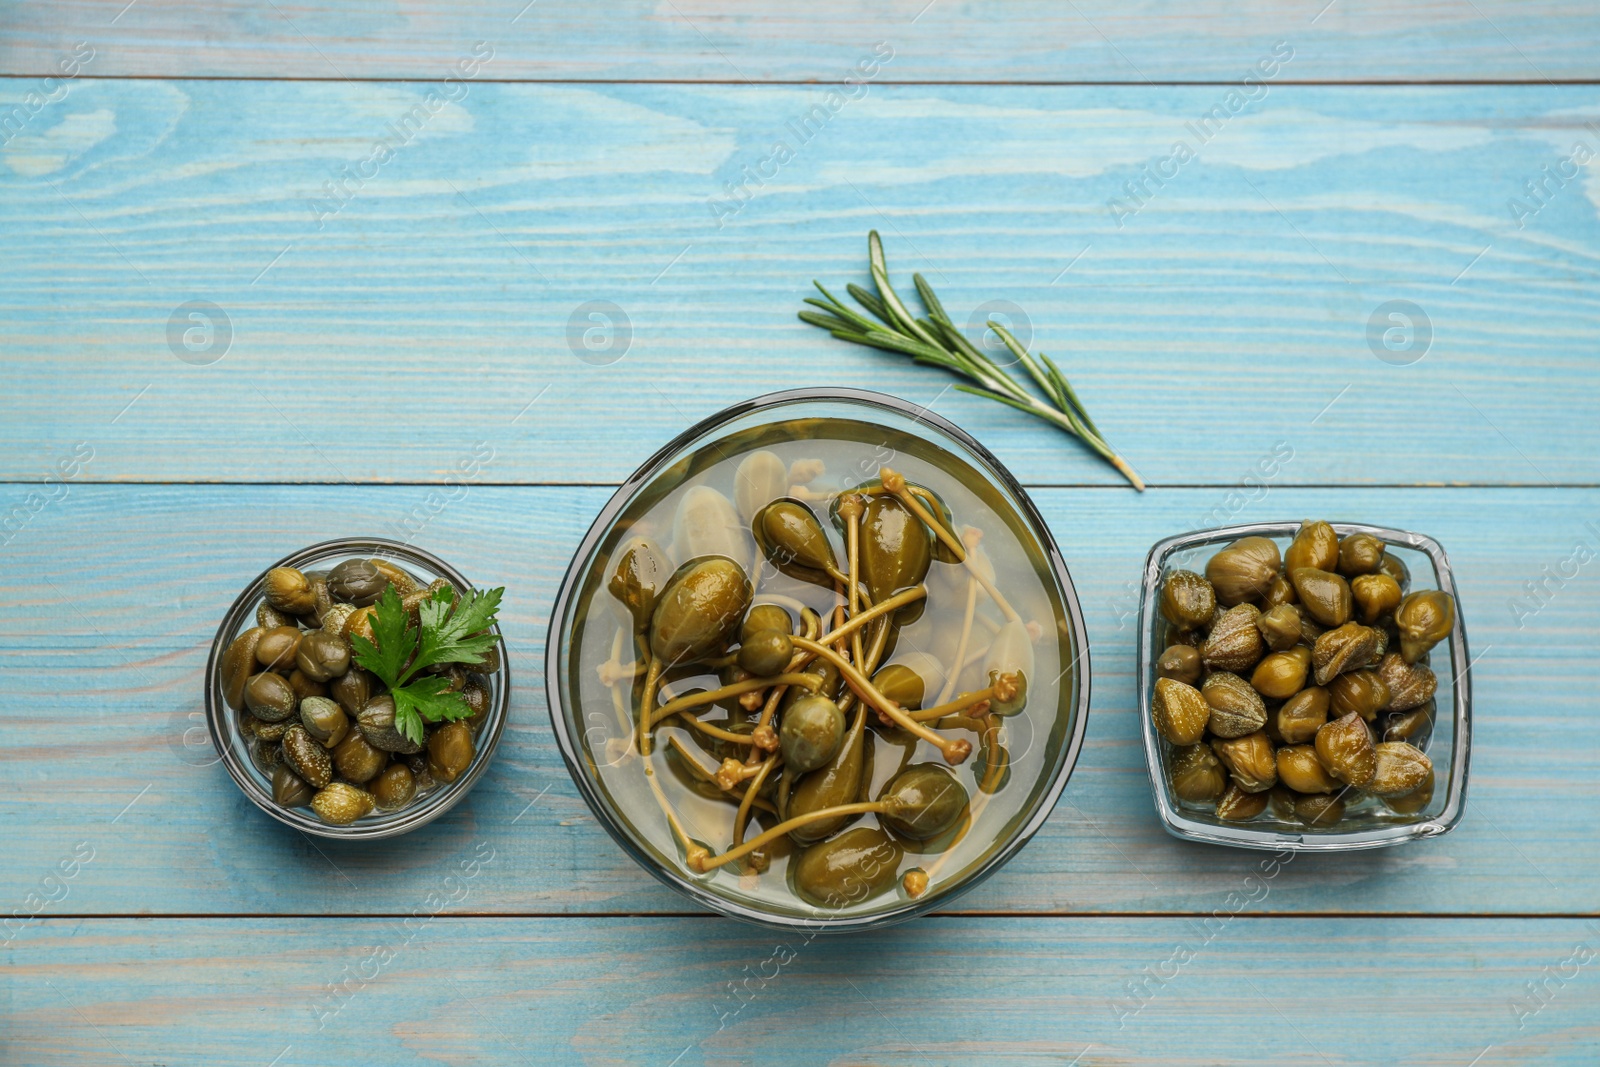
(31, 911, 1600, 921)
(1, 75, 1599, 87)
(2, 481, 1596, 490)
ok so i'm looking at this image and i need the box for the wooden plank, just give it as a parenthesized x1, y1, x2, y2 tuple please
(2, 81, 1598, 487)
(3, 2, 1598, 82)
(2, 484, 1594, 917)
(5, 916, 1596, 1065)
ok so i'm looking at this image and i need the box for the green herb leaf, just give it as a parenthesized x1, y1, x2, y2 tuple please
(348, 580, 503, 738)
(407, 585, 503, 682)
(350, 585, 416, 689)
(391, 676, 470, 747)
(800, 231, 1145, 491)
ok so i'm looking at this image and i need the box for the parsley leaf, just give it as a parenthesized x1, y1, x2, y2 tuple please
(349, 585, 415, 686)
(412, 585, 503, 680)
(390, 675, 470, 747)
(348, 579, 504, 744)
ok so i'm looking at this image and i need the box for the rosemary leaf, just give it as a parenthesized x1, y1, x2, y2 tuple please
(799, 231, 1145, 491)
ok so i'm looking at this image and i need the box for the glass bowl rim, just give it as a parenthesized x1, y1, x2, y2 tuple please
(204, 536, 511, 841)
(1138, 520, 1471, 852)
(544, 387, 1093, 929)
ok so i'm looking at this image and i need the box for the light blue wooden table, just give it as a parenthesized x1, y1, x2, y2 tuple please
(3, 3, 1599, 1063)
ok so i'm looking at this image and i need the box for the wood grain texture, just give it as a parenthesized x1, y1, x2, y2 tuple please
(5, 917, 1598, 1065)
(2, 484, 1594, 917)
(2, 81, 1599, 486)
(2, 1, 1598, 82)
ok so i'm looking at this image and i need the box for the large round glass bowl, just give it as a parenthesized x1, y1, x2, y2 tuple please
(205, 538, 510, 840)
(546, 389, 1091, 929)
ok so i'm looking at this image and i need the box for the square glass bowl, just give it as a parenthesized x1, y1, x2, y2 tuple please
(1137, 521, 1471, 851)
(204, 538, 510, 840)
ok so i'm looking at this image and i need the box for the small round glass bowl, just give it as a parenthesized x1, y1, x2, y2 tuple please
(546, 388, 1092, 929)
(1138, 522, 1470, 851)
(205, 538, 510, 840)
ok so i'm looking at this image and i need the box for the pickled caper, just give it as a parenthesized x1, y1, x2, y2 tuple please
(1394, 590, 1455, 664)
(220, 627, 265, 711)
(1212, 731, 1277, 793)
(1152, 678, 1210, 746)
(1369, 741, 1432, 797)
(1251, 646, 1311, 701)
(1351, 573, 1402, 625)
(1326, 669, 1391, 721)
(264, 566, 316, 615)
(371, 763, 416, 810)
(1205, 536, 1282, 606)
(1274, 687, 1330, 745)
(1157, 644, 1202, 686)
(1284, 520, 1340, 574)
(1201, 604, 1265, 673)
(1160, 570, 1217, 629)
(876, 764, 969, 840)
(1201, 671, 1268, 739)
(1337, 533, 1386, 577)
(427, 721, 475, 784)
(1216, 783, 1268, 821)
(1276, 744, 1339, 794)
(1290, 568, 1352, 628)
(245, 671, 297, 723)
(1170, 743, 1227, 803)
(1255, 603, 1302, 652)
(738, 629, 794, 677)
(1314, 712, 1375, 788)
(779, 694, 846, 774)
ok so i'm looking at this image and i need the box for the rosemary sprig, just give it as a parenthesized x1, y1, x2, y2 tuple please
(799, 231, 1145, 491)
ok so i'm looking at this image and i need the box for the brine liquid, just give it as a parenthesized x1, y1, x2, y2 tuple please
(565, 417, 1076, 920)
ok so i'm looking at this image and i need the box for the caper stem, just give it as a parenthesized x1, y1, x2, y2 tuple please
(647, 673, 822, 728)
(839, 494, 868, 673)
(935, 574, 979, 707)
(605, 628, 635, 741)
(746, 609, 822, 766)
(665, 736, 777, 814)
(733, 755, 778, 851)
(689, 800, 887, 872)
(905, 675, 1013, 722)
(859, 605, 894, 678)
(644, 762, 704, 869)
(636, 656, 662, 757)
(881, 466, 1020, 623)
(668, 712, 762, 746)
(805, 585, 926, 658)
(978, 711, 1008, 795)
(790, 636, 972, 765)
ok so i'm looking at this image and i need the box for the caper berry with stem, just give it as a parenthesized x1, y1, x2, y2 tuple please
(738, 629, 794, 677)
(779, 694, 845, 774)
